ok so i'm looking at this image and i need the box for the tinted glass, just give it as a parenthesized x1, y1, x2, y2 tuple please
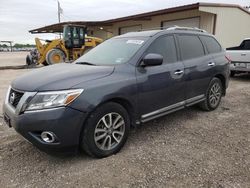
(75, 38, 147, 65)
(146, 35, 177, 63)
(242, 40, 250, 50)
(200, 36, 222, 54)
(178, 35, 205, 60)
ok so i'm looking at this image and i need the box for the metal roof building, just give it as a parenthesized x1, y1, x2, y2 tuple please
(30, 2, 250, 48)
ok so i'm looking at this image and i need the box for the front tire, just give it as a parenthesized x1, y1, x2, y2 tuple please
(80, 102, 130, 158)
(230, 71, 235, 77)
(45, 48, 66, 65)
(199, 77, 223, 111)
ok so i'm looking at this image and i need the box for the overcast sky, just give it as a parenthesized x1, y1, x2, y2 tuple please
(0, 0, 249, 44)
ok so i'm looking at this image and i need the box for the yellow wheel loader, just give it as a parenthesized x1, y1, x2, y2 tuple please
(26, 25, 103, 66)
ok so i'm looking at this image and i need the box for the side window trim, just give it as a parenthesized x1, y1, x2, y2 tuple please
(173, 34, 181, 61)
(198, 35, 209, 55)
(176, 34, 206, 61)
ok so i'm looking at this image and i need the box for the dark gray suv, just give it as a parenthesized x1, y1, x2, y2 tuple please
(3, 27, 229, 158)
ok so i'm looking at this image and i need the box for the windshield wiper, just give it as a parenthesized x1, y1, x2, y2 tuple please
(76, 62, 97, 66)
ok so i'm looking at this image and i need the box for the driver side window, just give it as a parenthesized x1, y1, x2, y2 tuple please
(146, 35, 178, 63)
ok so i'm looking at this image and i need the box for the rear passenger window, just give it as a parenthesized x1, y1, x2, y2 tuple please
(200, 36, 222, 54)
(240, 40, 250, 50)
(178, 35, 205, 60)
(146, 35, 177, 63)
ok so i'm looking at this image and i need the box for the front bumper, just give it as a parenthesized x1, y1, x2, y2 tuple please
(3, 101, 87, 154)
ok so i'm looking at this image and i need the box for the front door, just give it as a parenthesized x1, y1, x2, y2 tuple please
(136, 35, 186, 121)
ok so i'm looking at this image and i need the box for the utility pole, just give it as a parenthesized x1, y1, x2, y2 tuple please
(57, 0, 61, 23)
(57, 0, 63, 38)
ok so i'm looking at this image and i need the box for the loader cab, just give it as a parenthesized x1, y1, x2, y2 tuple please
(63, 25, 86, 49)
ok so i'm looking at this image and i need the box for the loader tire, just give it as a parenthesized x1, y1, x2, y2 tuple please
(26, 55, 32, 65)
(42, 61, 49, 66)
(46, 48, 66, 65)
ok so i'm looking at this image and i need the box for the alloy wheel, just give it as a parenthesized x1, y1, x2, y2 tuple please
(209, 82, 221, 108)
(94, 112, 125, 151)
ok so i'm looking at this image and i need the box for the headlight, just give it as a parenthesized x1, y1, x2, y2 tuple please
(26, 89, 83, 111)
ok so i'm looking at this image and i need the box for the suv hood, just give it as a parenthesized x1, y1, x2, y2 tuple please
(12, 63, 114, 91)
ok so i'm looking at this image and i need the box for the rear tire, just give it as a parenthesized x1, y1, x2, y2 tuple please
(199, 77, 223, 111)
(45, 48, 66, 65)
(80, 102, 130, 158)
(26, 54, 35, 66)
(42, 61, 49, 66)
(26, 55, 32, 65)
(230, 71, 235, 77)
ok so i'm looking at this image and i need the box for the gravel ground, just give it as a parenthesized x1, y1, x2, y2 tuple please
(0, 66, 249, 187)
(0, 52, 27, 67)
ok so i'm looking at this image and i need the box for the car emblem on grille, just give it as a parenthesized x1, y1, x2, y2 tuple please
(10, 92, 15, 104)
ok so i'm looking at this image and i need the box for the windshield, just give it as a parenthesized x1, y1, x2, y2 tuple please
(75, 37, 147, 65)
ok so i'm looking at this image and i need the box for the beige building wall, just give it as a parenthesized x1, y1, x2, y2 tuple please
(90, 9, 215, 40)
(111, 9, 214, 35)
(89, 6, 250, 48)
(200, 6, 250, 48)
(88, 26, 113, 40)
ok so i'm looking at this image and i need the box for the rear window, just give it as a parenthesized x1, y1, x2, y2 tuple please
(240, 40, 250, 50)
(200, 36, 222, 54)
(178, 35, 205, 60)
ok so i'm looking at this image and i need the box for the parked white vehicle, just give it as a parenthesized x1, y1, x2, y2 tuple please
(227, 39, 250, 76)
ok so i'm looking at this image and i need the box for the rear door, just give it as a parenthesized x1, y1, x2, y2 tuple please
(177, 34, 214, 101)
(136, 35, 186, 121)
(200, 35, 229, 82)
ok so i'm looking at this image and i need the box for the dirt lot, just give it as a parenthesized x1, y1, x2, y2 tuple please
(0, 53, 249, 187)
(0, 52, 28, 67)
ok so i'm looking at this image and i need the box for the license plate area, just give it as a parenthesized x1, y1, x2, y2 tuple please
(235, 63, 247, 68)
(3, 114, 12, 128)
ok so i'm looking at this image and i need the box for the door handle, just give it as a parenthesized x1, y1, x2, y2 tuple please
(174, 70, 184, 75)
(241, 53, 246, 56)
(208, 62, 215, 66)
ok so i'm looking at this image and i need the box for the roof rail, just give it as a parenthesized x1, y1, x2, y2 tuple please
(166, 26, 207, 33)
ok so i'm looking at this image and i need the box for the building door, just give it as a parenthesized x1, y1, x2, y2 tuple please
(119, 25, 142, 35)
(162, 17, 200, 29)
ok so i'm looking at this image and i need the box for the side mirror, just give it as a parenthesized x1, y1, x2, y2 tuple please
(142, 53, 163, 67)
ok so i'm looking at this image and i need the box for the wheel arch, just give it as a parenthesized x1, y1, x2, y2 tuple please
(101, 97, 137, 127)
(214, 74, 226, 96)
(78, 97, 137, 147)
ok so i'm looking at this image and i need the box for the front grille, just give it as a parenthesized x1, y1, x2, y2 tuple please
(9, 88, 24, 108)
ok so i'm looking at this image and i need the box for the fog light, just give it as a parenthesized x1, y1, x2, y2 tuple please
(41, 131, 56, 143)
